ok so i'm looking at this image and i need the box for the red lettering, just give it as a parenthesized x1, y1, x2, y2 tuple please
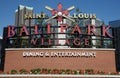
(47, 24, 54, 34)
(87, 25, 97, 35)
(73, 38, 80, 46)
(41, 38, 44, 45)
(64, 39, 70, 46)
(31, 38, 38, 45)
(60, 24, 68, 33)
(102, 25, 112, 38)
(48, 38, 51, 45)
(84, 38, 89, 45)
(34, 25, 42, 34)
(71, 24, 82, 34)
(7, 26, 15, 38)
(20, 26, 29, 36)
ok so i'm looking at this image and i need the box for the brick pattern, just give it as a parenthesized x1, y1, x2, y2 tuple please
(4, 49, 116, 72)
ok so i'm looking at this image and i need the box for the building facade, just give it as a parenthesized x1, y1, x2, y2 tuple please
(109, 20, 120, 27)
(109, 20, 120, 71)
(0, 36, 3, 70)
(15, 5, 34, 26)
(1, 3, 117, 73)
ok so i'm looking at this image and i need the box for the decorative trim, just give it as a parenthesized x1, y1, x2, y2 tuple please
(5, 48, 115, 51)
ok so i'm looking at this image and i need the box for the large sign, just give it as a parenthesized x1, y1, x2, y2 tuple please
(7, 24, 112, 46)
(4, 3, 113, 48)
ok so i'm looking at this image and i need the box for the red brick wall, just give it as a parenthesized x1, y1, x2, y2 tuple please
(4, 48, 116, 72)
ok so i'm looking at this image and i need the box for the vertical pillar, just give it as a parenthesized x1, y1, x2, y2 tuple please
(91, 19, 96, 48)
(54, 19, 68, 48)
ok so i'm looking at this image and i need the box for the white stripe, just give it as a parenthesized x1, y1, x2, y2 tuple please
(0, 74, 120, 77)
(5, 48, 115, 51)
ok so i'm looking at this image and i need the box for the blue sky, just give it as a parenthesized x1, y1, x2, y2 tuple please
(0, 0, 120, 37)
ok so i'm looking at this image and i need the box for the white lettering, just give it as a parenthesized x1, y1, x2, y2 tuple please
(23, 52, 43, 57)
(23, 52, 96, 57)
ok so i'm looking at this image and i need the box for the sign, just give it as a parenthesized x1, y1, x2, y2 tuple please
(4, 3, 113, 48)
(23, 51, 96, 57)
(25, 3, 96, 21)
(7, 24, 112, 46)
